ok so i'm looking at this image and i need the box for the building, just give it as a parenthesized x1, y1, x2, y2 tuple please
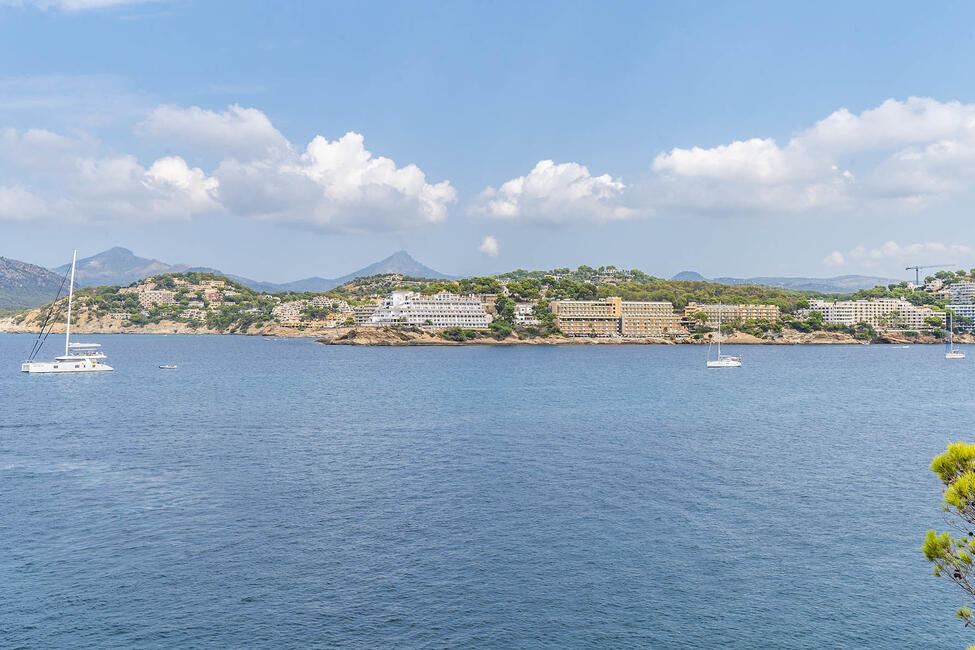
(684, 302, 780, 324)
(552, 297, 680, 337)
(182, 309, 207, 321)
(310, 295, 352, 313)
(514, 303, 540, 326)
(620, 300, 681, 337)
(950, 282, 975, 305)
(948, 304, 975, 332)
(368, 291, 491, 329)
(353, 305, 378, 325)
(804, 298, 945, 330)
(138, 289, 175, 308)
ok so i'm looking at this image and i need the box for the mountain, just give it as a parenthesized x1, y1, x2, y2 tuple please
(670, 271, 901, 293)
(221, 250, 454, 292)
(57, 248, 452, 293)
(0, 257, 66, 308)
(671, 270, 708, 282)
(55, 247, 191, 287)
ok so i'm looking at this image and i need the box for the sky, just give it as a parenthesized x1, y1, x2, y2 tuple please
(3, 0, 975, 282)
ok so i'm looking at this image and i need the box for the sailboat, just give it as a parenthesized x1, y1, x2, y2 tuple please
(21, 250, 114, 373)
(946, 312, 965, 360)
(706, 306, 742, 368)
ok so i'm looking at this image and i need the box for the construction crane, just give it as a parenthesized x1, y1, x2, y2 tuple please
(906, 264, 955, 286)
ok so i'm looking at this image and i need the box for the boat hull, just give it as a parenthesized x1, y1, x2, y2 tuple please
(21, 359, 114, 373)
(707, 359, 742, 368)
(946, 352, 966, 360)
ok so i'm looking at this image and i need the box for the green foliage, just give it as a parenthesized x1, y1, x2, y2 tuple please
(488, 319, 513, 340)
(457, 276, 503, 295)
(440, 327, 480, 342)
(494, 295, 516, 323)
(924, 442, 975, 628)
(853, 321, 876, 341)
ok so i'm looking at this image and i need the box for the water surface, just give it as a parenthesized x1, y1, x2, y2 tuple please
(0, 335, 969, 647)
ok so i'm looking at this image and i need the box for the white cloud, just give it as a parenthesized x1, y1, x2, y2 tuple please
(471, 160, 634, 224)
(142, 104, 290, 160)
(0, 0, 164, 10)
(0, 128, 217, 223)
(650, 97, 975, 217)
(0, 105, 455, 232)
(822, 251, 845, 267)
(478, 235, 499, 257)
(822, 241, 971, 268)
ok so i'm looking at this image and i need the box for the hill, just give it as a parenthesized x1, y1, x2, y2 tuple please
(0, 257, 66, 309)
(671, 271, 901, 293)
(55, 247, 191, 287)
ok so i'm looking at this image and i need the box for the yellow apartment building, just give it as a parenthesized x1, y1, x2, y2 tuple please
(552, 297, 680, 337)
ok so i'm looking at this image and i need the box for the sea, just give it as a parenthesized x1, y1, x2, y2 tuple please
(0, 333, 971, 648)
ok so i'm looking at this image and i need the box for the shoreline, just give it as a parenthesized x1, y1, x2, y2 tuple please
(2, 317, 968, 346)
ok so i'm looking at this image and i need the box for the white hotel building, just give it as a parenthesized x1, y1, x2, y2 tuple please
(804, 298, 945, 330)
(368, 291, 492, 329)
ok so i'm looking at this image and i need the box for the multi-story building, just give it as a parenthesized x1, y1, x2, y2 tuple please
(684, 302, 780, 324)
(368, 291, 491, 329)
(514, 303, 540, 325)
(310, 295, 352, 313)
(272, 301, 307, 326)
(620, 301, 681, 337)
(804, 298, 945, 330)
(138, 289, 175, 308)
(950, 281, 975, 305)
(552, 297, 680, 337)
(182, 309, 207, 321)
(353, 305, 378, 325)
(552, 297, 623, 337)
(948, 304, 975, 333)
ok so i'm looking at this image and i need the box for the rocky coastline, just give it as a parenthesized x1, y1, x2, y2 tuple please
(3, 312, 970, 346)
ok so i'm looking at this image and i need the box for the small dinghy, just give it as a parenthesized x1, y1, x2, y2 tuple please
(159, 364, 178, 369)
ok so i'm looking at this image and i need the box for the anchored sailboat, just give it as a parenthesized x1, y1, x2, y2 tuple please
(946, 312, 965, 360)
(21, 250, 114, 373)
(706, 306, 742, 368)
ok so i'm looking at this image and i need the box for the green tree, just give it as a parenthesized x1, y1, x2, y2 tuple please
(494, 295, 516, 323)
(923, 442, 975, 629)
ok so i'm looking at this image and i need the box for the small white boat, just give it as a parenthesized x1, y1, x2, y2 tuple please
(21, 250, 114, 374)
(706, 307, 741, 368)
(946, 313, 965, 359)
(158, 364, 178, 369)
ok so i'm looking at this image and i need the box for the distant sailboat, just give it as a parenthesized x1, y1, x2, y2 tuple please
(21, 250, 114, 373)
(946, 312, 965, 360)
(706, 306, 742, 368)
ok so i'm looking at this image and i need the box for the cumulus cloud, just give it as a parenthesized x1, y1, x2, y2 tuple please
(471, 160, 633, 224)
(142, 104, 290, 160)
(0, 104, 456, 231)
(0, 128, 217, 222)
(478, 235, 499, 257)
(822, 251, 845, 267)
(651, 97, 975, 216)
(822, 241, 972, 268)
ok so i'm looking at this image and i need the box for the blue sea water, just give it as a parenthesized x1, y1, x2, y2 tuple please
(0, 334, 971, 648)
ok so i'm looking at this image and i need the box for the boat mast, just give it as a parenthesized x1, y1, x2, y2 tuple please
(716, 305, 721, 356)
(65, 249, 76, 356)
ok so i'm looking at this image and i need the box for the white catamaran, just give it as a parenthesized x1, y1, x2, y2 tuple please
(21, 250, 114, 374)
(946, 312, 965, 360)
(706, 307, 742, 368)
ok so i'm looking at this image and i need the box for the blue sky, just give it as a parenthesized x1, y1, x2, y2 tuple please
(2, 0, 975, 282)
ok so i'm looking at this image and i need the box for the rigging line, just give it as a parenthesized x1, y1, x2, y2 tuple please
(26, 267, 70, 362)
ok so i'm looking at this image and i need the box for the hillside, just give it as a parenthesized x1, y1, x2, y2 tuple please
(671, 270, 901, 293)
(0, 257, 65, 309)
